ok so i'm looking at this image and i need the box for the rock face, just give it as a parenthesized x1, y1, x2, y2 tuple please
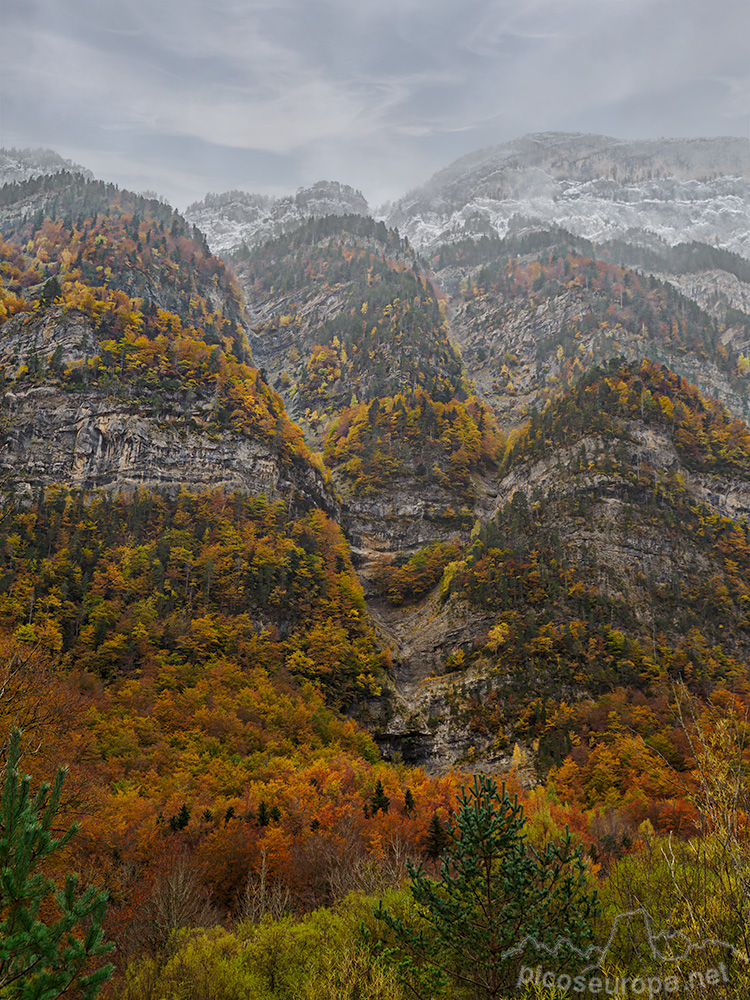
(384, 133, 750, 257)
(0, 303, 337, 514)
(341, 470, 497, 591)
(443, 270, 750, 427)
(184, 181, 370, 255)
(4, 141, 750, 778)
(371, 418, 750, 773)
(652, 268, 750, 324)
(0, 383, 337, 514)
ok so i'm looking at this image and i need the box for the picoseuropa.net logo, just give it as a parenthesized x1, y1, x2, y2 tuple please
(504, 907, 747, 996)
(516, 963, 730, 995)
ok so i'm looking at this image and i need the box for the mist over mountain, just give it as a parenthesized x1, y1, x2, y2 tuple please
(385, 132, 750, 256)
(178, 133, 750, 262)
(0, 147, 94, 186)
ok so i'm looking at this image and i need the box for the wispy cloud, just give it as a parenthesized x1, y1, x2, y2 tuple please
(1, 0, 747, 208)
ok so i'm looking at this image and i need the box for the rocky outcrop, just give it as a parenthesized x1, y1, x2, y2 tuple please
(339, 465, 500, 585)
(185, 181, 370, 256)
(0, 148, 93, 186)
(0, 307, 95, 377)
(0, 384, 337, 514)
(652, 268, 750, 326)
(385, 133, 750, 257)
(0, 309, 337, 513)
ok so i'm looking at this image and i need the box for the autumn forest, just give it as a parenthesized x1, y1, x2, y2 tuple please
(1, 168, 750, 998)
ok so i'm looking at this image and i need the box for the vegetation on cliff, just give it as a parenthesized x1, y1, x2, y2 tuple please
(234, 216, 466, 445)
(0, 181, 313, 466)
(324, 389, 502, 498)
(2, 177, 750, 998)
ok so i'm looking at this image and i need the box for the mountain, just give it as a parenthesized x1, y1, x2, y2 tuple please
(234, 214, 459, 422)
(184, 180, 370, 256)
(175, 138, 750, 775)
(6, 143, 750, 976)
(228, 213, 501, 592)
(4, 144, 750, 781)
(183, 132, 750, 355)
(372, 358, 750, 770)
(181, 134, 750, 264)
(429, 229, 750, 428)
(0, 172, 334, 512)
(0, 171, 429, 938)
(383, 132, 750, 257)
(0, 147, 94, 186)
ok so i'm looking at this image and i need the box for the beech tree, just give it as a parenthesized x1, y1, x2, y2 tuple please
(375, 774, 599, 999)
(0, 727, 113, 999)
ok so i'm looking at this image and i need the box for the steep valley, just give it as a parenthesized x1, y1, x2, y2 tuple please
(4, 142, 750, 979)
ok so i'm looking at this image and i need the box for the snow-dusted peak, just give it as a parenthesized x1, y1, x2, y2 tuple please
(0, 148, 94, 186)
(385, 133, 750, 257)
(184, 180, 370, 256)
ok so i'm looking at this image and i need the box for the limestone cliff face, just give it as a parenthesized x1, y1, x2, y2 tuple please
(184, 181, 371, 256)
(341, 471, 496, 592)
(370, 419, 750, 774)
(385, 133, 750, 256)
(652, 269, 750, 325)
(0, 308, 337, 514)
(0, 384, 336, 514)
(435, 255, 750, 428)
(0, 307, 94, 377)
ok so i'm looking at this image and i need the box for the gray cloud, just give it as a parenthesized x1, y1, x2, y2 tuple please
(1, 0, 747, 209)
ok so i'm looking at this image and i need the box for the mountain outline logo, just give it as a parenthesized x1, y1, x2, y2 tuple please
(501, 906, 748, 975)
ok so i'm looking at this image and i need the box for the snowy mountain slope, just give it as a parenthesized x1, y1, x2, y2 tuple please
(0, 147, 93, 185)
(184, 180, 370, 255)
(384, 133, 750, 257)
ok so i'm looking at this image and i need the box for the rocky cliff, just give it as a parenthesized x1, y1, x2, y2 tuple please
(371, 361, 750, 772)
(184, 181, 370, 256)
(384, 133, 750, 257)
(4, 152, 750, 779)
(0, 382, 334, 514)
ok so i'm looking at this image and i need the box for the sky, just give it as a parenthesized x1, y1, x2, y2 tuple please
(1, 0, 748, 211)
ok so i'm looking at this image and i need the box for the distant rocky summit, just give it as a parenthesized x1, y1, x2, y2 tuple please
(184, 180, 370, 255)
(0, 147, 93, 186)
(383, 133, 750, 256)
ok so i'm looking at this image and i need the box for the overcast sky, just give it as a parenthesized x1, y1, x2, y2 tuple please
(1, 0, 748, 210)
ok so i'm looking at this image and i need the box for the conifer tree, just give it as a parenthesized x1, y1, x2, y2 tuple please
(371, 780, 390, 815)
(168, 803, 191, 832)
(375, 774, 598, 999)
(423, 812, 448, 860)
(0, 727, 113, 999)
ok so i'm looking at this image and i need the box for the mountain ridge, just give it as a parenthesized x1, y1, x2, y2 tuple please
(3, 146, 750, 781)
(384, 132, 750, 256)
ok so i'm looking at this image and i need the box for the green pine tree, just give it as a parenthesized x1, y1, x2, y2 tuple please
(0, 727, 113, 999)
(375, 774, 599, 999)
(423, 812, 448, 859)
(169, 803, 191, 832)
(371, 780, 390, 815)
(257, 800, 270, 827)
